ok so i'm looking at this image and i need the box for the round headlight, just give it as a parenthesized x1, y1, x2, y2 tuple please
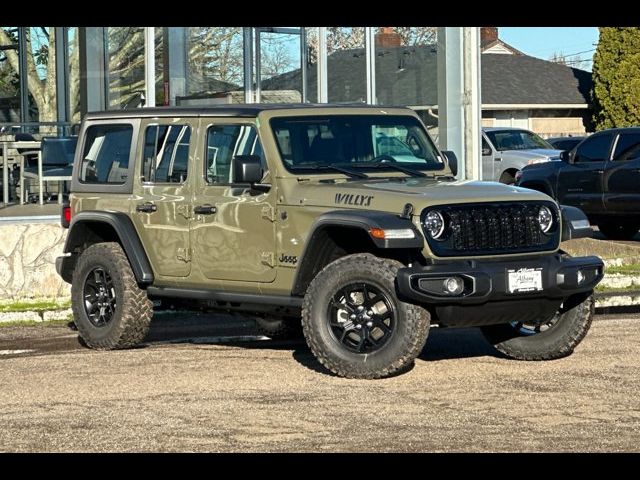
(424, 211, 446, 239)
(538, 206, 554, 233)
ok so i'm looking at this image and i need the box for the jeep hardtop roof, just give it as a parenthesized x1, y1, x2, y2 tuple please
(84, 103, 412, 120)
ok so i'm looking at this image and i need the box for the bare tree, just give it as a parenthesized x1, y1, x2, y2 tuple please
(549, 50, 590, 71)
(0, 27, 57, 122)
(306, 27, 437, 61)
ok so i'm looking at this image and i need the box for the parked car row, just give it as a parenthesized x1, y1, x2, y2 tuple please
(481, 127, 563, 184)
(517, 127, 640, 240)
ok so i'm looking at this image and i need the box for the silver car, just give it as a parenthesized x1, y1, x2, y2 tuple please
(482, 127, 562, 184)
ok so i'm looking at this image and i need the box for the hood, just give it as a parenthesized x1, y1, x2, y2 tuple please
(287, 176, 553, 213)
(503, 148, 563, 161)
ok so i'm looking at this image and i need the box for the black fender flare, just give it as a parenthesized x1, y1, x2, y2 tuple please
(291, 210, 423, 296)
(62, 211, 154, 285)
(560, 205, 593, 241)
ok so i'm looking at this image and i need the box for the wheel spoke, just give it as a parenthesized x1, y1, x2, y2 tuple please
(365, 295, 383, 308)
(373, 318, 391, 333)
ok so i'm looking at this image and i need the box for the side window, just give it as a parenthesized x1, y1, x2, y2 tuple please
(142, 125, 191, 183)
(574, 134, 612, 163)
(206, 125, 265, 184)
(80, 124, 132, 184)
(482, 137, 491, 154)
(613, 133, 640, 162)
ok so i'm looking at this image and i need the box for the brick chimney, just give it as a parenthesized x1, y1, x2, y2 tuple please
(480, 27, 498, 45)
(375, 27, 402, 48)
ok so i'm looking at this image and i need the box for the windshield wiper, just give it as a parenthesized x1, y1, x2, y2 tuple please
(293, 164, 369, 179)
(351, 163, 427, 178)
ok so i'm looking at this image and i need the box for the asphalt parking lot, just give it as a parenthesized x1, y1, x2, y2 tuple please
(0, 310, 639, 452)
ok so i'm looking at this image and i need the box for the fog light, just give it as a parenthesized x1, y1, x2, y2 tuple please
(443, 277, 464, 295)
(577, 270, 585, 285)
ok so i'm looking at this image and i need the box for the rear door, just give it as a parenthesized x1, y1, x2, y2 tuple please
(604, 131, 640, 214)
(557, 133, 612, 214)
(130, 118, 195, 278)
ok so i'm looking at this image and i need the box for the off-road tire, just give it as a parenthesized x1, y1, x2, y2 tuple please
(254, 316, 303, 340)
(480, 292, 593, 360)
(71, 242, 153, 349)
(302, 253, 430, 379)
(597, 221, 639, 240)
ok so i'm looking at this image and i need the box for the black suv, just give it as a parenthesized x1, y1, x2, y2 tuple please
(517, 127, 640, 240)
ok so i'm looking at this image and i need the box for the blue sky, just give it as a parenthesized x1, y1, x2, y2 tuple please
(499, 27, 599, 71)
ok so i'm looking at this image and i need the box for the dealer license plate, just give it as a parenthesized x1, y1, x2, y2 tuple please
(507, 267, 543, 293)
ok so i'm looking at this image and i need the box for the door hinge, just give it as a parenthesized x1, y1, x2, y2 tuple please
(261, 251, 276, 268)
(261, 205, 276, 222)
(177, 247, 192, 263)
(177, 204, 192, 219)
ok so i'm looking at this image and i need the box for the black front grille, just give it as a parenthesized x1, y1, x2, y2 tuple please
(423, 202, 559, 257)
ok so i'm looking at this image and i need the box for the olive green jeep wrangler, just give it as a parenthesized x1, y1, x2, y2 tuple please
(57, 104, 603, 379)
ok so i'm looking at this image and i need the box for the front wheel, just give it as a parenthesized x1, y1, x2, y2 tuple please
(480, 292, 594, 360)
(302, 253, 430, 379)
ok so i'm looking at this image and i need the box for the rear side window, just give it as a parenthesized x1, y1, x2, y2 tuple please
(613, 133, 640, 161)
(142, 125, 191, 183)
(574, 134, 612, 163)
(80, 124, 133, 184)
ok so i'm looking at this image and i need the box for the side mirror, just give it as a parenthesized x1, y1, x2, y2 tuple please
(560, 150, 573, 163)
(481, 147, 492, 156)
(232, 155, 263, 184)
(442, 150, 458, 177)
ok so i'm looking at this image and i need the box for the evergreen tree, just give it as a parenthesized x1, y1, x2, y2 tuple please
(592, 27, 640, 130)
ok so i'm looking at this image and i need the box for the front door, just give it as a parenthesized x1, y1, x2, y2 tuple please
(558, 133, 612, 214)
(190, 120, 277, 282)
(481, 135, 495, 181)
(131, 119, 194, 278)
(604, 131, 640, 214)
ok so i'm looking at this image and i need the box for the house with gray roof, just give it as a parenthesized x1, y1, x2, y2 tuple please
(262, 28, 592, 138)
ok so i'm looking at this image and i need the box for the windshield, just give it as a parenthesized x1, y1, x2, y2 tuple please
(270, 115, 444, 174)
(485, 129, 553, 151)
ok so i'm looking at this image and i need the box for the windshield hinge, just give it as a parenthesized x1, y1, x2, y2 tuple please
(261, 205, 276, 222)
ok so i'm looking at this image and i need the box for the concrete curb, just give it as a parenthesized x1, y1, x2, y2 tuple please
(0, 308, 73, 323)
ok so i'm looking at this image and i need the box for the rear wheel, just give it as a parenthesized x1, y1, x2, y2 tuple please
(302, 253, 430, 379)
(597, 220, 639, 240)
(71, 242, 153, 349)
(499, 170, 517, 185)
(480, 292, 593, 360)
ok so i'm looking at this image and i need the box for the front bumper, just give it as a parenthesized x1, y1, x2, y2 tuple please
(397, 254, 604, 306)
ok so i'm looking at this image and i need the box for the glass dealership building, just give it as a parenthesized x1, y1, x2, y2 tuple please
(0, 27, 482, 176)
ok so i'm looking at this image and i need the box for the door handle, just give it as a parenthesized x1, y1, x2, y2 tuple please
(194, 204, 217, 215)
(136, 202, 157, 213)
(494, 157, 502, 162)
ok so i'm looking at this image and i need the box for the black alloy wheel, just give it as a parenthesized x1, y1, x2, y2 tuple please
(83, 267, 117, 327)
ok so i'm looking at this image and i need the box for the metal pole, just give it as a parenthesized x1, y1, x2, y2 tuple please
(243, 28, 254, 103)
(55, 27, 69, 133)
(463, 27, 482, 181)
(300, 28, 308, 103)
(365, 27, 376, 105)
(255, 29, 262, 103)
(317, 27, 328, 103)
(144, 27, 156, 107)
